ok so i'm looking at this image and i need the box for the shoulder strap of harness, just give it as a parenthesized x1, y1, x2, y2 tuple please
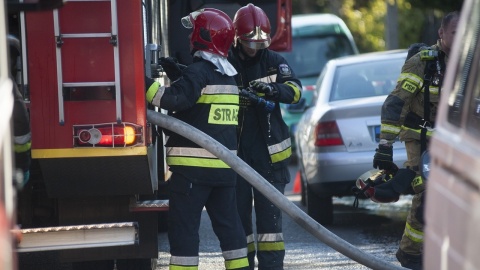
(419, 48, 445, 154)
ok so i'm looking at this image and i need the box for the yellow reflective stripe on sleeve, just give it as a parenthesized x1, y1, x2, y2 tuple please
(270, 147, 291, 163)
(146, 81, 160, 103)
(208, 104, 239, 125)
(285, 81, 302, 103)
(405, 222, 424, 243)
(268, 138, 291, 163)
(14, 141, 31, 153)
(381, 124, 401, 135)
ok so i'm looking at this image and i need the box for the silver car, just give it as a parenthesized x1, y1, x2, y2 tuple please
(294, 50, 408, 225)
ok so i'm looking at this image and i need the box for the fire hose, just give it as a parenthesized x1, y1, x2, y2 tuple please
(147, 110, 406, 270)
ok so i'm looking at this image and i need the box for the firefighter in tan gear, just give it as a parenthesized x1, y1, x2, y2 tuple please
(373, 11, 459, 270)
(146, 8, 249, 270)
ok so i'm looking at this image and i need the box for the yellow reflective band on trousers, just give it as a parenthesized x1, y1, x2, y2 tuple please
(246, 234, 255, 253)
(209, 104, 239, 125)
(285, 81, 302, 103)
(225, 257, 249, 270)
(169, 255, 199, 270)
(223, 247, 249, 270)
(14, 141, 31, 153)
(257, 233, 285, 251)
(405, 222, 424, 243)
(268, 138, 291, 163)
(169, 265, 198, 270)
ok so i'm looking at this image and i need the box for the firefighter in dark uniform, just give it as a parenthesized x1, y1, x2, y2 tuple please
(9, 42, 31, 188)
(228, 4, 302, 269)
(373, 11, 459, 270)
(145, 8, 248, 270)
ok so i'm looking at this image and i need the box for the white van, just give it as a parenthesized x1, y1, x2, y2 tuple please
(423, 0, 480, 269)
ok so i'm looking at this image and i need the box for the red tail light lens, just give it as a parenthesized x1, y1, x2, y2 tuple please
(303, 85, 316, 91)
(73, 123, 143, 147)
(314, 121, 343, 146)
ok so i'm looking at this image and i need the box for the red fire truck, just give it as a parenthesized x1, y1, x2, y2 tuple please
(6, 0, 292, 269)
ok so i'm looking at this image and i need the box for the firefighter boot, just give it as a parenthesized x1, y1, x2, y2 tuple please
(396, 249, 422, 270)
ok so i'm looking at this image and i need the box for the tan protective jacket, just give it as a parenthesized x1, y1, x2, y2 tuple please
(380, 40, 448, 143)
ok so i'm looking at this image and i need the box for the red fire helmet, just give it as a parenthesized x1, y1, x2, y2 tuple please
(181, 8, 235, 57)
(233, 3, 271, 50)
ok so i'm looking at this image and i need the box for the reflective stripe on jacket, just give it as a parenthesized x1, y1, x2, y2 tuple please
(152, 58, 239, 186)
(228, 47, 302, 169)
(380, 41, 447, 143)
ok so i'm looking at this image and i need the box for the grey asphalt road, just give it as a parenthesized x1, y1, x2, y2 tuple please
(155, 163, 412, 269)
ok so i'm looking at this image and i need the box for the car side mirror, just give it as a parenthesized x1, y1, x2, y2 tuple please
(286, 98, 307, 113)
(420, 150, 430, 180)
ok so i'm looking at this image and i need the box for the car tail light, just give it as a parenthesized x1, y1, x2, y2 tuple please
(314, 121, 343, 146)
(303, 85, 316, 91)
(73, 123, 143, 147)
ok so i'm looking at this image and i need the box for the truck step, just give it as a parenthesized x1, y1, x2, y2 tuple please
(17, 222, 138, 252)
(130, 199, 169, 212)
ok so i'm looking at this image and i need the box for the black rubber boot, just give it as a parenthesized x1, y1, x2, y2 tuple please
(396, 249, 423, 270)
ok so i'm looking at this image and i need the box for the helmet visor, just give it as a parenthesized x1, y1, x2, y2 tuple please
(238, 38, 270, 50)
(181, 10, 203, 29)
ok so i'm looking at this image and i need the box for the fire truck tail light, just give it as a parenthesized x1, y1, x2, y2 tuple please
(73, 123, 143, 147)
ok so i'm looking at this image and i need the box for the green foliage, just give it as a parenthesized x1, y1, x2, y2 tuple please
(292, 0, 465, 53)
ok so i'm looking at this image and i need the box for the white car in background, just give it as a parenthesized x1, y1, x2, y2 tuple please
(294, 50, 408, 225)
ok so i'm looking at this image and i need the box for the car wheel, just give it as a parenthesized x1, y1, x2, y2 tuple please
(306, 183, 333, 225)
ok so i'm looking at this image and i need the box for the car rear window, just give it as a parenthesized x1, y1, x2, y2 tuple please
(280, 35, 355, 78)
(330, 57, 405, 101)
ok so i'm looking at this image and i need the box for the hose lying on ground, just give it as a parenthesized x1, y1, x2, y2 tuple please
(147, 110, 406, 270)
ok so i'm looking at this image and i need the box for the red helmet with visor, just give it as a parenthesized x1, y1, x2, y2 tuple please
(181, 8, 234, 57)
(233, 4, 271, 50)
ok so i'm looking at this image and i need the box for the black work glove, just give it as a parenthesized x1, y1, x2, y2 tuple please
(373, 144, 395, 170)
(159, 57, 183, 81)
(249, 81, 277, 97)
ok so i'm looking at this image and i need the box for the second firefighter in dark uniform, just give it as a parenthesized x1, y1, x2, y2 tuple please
(228, 4, 302, 270)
